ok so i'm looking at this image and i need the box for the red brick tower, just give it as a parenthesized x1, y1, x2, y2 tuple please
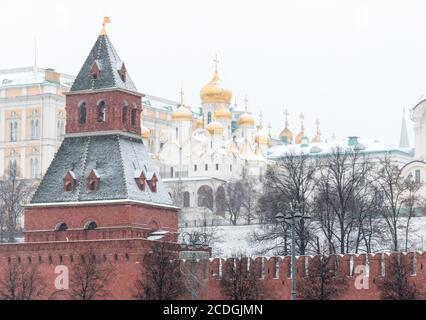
(24, 25, 179, 244)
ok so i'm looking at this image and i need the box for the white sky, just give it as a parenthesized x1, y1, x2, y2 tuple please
(1, 0, 425, 146)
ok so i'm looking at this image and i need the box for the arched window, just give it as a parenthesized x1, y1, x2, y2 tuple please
(97, 101, 106, 123)
(122, 104, 128, 123)
(30, 119, 39, 140)
(197, 185, 214, 211)
(55, 222, 68, 232)
(8, 159, 17, 177)
(207, 112, 212, 124)
(30, 158, 39, 179)
(131, 108, 137, 126)
(79, 102, 87, 124)
(9, 121, 18, 142)
(183, 192, 190, 208)
(84, 221, 98, 231)
(175, 127, 179, 139)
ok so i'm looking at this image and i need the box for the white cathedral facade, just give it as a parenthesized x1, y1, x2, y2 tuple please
(149, 65, 269, 226)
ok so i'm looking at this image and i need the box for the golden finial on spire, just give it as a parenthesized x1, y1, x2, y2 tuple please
(100, 16, 111, 36)
(300, 113, 305, 130)
(312, 118, 322, 143)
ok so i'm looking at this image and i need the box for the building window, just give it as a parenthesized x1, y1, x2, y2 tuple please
(207, 112, 212, 124)
(194, 165, 198, 172)
(30, 158, 39, 179)
(97, 101, 106, 123)
(183, 192, 190, 208)
(147, 173, 158, 193)
(9, 121, 18, 142)
(131, 108, 137, 127)
(197, 185, 214, 211)
(30, 119, 40, 140)
(79, 102, 87, 124)
(205, 164, 208, 171)
(230, 164, 233, 172)
(55, 222, 68, 232)
(84, 221, 98, 231)
(216, 164, 219, 171)
(176, 127, 179, 140)
(8, 159, 18, 177)
(415, 170, 421, 184)
(122, 104, 128, 124)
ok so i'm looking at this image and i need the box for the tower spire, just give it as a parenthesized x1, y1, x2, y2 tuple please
(399, 108, 410, 148)
(284, 109, 290, 128)
(213, 54, 220, 73)
(179, 85, 185, 108)
(100, 16, 111, 36)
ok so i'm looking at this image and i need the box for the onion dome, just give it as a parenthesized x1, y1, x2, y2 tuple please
(200, 68, 232, 104)
(280, 109, 293, 144)
(172, 106, 192, 121)
(141, 125, 150, 139)
(207, 121, 224, 135)
(295, 113, 306, 145)
(238, 97, 255, 127)
(214, 107, 232, 121)
(255, 131, 270, 145)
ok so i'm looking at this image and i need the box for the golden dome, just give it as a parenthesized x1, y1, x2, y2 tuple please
(280, 128, 294, 144)
(141, 125, 150, 139)
(207, 121, 224, 135)
(172, 105, 192, 122)
(295, 113, 306, 145)
(214, 107, 232, 121)
(200, 71, 232, 104)
(238, 113, 255, 127)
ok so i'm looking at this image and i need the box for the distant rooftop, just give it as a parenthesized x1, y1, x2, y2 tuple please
(267, 137, 415, 160)
(0, 67, 75, 88)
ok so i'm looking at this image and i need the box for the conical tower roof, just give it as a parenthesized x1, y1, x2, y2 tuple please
(70, 34, 137, 92)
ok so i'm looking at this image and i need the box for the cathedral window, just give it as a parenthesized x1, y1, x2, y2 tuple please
(207, 112, 212, 124)
(97, 101, 106, 123)
(183, 192, 190, 208)
(8, 159, 18, 177)
(170, 167, 174, 178)
(230, 164, 233, 172)
(55, 222, 68, 232)
(131, 107, 137, 127)
(176, 127, 179, 139)
(194, 165, 198, 172)
(205, 164, 208, 171)
(216, 164, 219, 171)
(415, 170, 421, 183)
(197, 185, 213, 211)
(79, 102, 87, 124)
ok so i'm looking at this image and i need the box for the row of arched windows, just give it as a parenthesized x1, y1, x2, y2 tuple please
(55, 221, 97, 232)
(78, 101, 138, 126)
(180, 186, 226, 213)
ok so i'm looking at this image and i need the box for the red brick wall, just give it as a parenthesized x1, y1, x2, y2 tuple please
(24, 204, 179, 243)
(0, 240, 425, 300)
(65, 90, 142, 136)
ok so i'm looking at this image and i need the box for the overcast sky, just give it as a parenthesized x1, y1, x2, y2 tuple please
(1, 0, 426, 146)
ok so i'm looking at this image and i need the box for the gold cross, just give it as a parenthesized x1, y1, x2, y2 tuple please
(179, 85, 184, 107)
(244, 96, 249, 112)
(258, 111, 264, 129)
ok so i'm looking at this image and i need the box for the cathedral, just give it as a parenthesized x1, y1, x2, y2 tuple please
(154, 61, 269, 227)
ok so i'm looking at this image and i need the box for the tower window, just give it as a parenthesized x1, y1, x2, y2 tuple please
(147, 173, 158, 193)
(55, 222, 68, 232)
(90, 62, 100, 80)
(79, 102, 87, 124)
(87, 169, 100, 191)
(207, 112, 212, 124)
(216, 164, 219, 171)
(205, 164, 208, 171)
(84, 221, 98, 231)
(97, 101, 106, 123)
(64, 171, 76, 192)
(176, 127, 179, 139)
(194, 165, 198, 172)
(122, 104, 128, 124)
(131, 107, 137, 127)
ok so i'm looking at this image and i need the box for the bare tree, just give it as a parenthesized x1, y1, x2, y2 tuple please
(220, 255, 265, 300)
(253, 152, 316, 255)
(0, 164, 34, 243)
(299, 255, 347, 300)
(315, 147, 374, 254)
(240, 177, 259, 225)
(223, 180, 244, 225)
(134, 242, 185, 300)
(375, 156, 422, 252)
(68, 252, 114, 300)
(377, 254, 419, 300)
(0, 262, 45, 300)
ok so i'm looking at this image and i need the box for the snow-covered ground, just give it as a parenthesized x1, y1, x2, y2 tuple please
(181, 217, 426, 258)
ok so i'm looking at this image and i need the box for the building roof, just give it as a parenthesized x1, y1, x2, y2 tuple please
(70, 34, 137, 92)
(267, 137, 415, 160)
(31, 133, 173, 207)
(0, 67, 74, 88)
